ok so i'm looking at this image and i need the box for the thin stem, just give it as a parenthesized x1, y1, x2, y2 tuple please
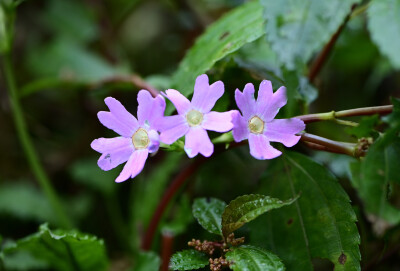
(296, 105, 393, 124)
(308, 5, 356, 82)
(300, 132, 366, 157)
(141, 158, 206, 250)
(2, 53, 72, 228)
(161, 232, 174, 271)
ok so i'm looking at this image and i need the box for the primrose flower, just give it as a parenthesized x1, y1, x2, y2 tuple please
(159, 74, 234, 158)
(232, 80, 305, 160)
(91, 90, 165, 182)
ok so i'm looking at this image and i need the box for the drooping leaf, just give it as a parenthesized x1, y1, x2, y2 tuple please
(251, 152, 360, 271)
(221, 194, 297, 239)
(3, 224, 109, 271)
(350, 130, 400, 233)
(169, 250, 209, 271)
(171, 1, 265, 112)
(260, 0, 361, 70)
(192, 198, 226, 235)
(0, 182, 56, 224)
(132, 251, 160, 271)
(226, 245, 285, 271)
(367, 0, 400, 69)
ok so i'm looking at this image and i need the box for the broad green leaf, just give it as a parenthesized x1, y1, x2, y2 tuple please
(350, 131, 400, 231)
(2, 251, 49, 271)
(260, 0, 361, 70)
(171, 1, 265, 111)
(367, 0, 400, 69)
(170, 250, 208, 271)
(0, 182, 56, 224)
(132, 251, 160, 271)
(221, 194, 297, 238)
(251, 152, 360, 271)
(192, 198, 226, 235)
(3, 224, 109, 271)
(226, 245, 285, 271)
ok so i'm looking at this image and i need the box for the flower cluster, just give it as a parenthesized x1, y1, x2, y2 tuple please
(91, 74, 305, 182)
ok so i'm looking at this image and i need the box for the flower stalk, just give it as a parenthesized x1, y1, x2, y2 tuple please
(2, 53, 72, 228)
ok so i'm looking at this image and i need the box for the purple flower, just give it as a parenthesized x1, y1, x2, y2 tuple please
(232, 80, 305, 160)
(91, 90, 165, 182)
(159, 74, 235, 158)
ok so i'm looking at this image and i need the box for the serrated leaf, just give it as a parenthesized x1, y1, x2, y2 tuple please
(221, 194, 297, 238)
(3, 224, 109, 271)
(350, 131, 400, 232)
(367, 0, 400, 69)
(260, 0, 361, 70)
(170, 1, 265, 113)
(226, 245, 285, 271)
(169, 250, 208, 271)
(251, 152, 360, 271)
(192, 198, 226, 235)
(132, 251, 160, 271)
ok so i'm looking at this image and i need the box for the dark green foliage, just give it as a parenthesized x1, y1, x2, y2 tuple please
(192, 198, 226, 235)
(221, 194, 298, 239)
(226, 245, 285, 271)
(2, 224, 108, 271)
(252, 152, 360, 271)
(170, 250, 209, 271)
(132, 251, 160, 271)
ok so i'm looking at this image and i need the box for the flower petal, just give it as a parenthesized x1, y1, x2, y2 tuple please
(137, 90, 166, 128)
(232, 111, 249, 142)
(202, 110, 235, 132)
(264, 118, 305, 147)
(147, 129, 160, 153)
(98, 97, 138, 137)
(191, 74, 224, 113)
(159, 115, 189, 144)
(248, 133, 282, 160)
(164, 89, 191, 115)
(235, 83, 256, 119)
(115, 149, 149, 183)
(258, 86, 287, 122)
(91, 137, 134, 171)
(184, 127, 213, 158)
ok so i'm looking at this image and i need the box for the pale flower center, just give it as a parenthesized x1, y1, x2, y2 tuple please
(186, 110, 203, 127)
(248, 116, 264, 134)
(132, 128, 150, 149)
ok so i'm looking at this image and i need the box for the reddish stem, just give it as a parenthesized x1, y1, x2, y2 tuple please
(161, 232, 175, 271)
(141, 158, 206, 250)
(308, 5, 356, 82)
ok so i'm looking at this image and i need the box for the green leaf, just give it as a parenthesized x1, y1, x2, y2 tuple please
(226, 245, 285, 271)
(346, 115, 380, 138)
(251, 152, 360, 271)
(221, 194, 297, 239)
(132, 251, 160, 271)
(0, 182, 56, 224)
(2, 251, 49, 271)
(367, 0, 400, 69)
(3, 224, 109, 271)
(383, 97, 400, 128)
(260, 0, 361, 70)
(171, 1, 265, 112)
(350, 131, 400, 231)
(192, 198, 226, 235)
(169, 250, 209, 271)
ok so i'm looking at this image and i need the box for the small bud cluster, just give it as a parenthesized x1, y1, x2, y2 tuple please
(209, 257, 229, 271)
(226, 233, 245, 246)
(188, 239, 217, 255)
